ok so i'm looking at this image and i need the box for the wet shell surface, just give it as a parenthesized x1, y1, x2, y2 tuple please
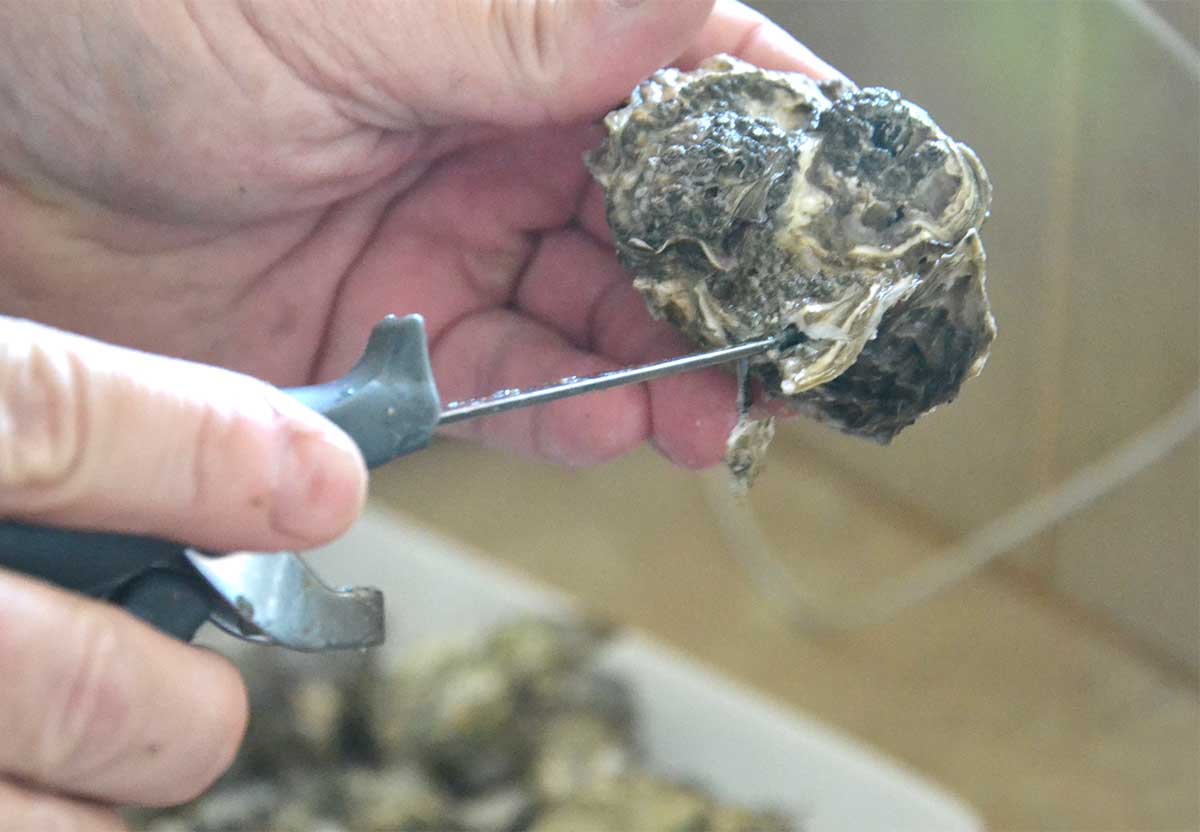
(586, 55, 995, 481)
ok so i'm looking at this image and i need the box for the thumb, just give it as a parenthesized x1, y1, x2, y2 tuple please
(0, 317, 366, 552)
(454, 0, 718, 123)
(249, 0, 717, 127)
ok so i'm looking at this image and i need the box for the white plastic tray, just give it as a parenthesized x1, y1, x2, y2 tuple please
(292, 506, 982, 832)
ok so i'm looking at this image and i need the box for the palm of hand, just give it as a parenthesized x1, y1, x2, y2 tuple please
(238, 122, 737, 468)
(0, 0, 835, 469)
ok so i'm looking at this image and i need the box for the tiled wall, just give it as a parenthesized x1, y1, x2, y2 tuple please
(752, 0, 1200, 672)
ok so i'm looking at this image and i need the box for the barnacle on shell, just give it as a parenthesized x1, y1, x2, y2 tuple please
(586, 55, 995, 484)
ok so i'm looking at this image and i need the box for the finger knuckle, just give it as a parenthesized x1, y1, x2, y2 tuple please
(34, 606, 133, 782)
(186, 380, 278, 525)
(0, 319, 91, 509)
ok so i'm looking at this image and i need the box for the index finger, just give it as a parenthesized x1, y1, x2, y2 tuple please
(677, 0, 846, 80)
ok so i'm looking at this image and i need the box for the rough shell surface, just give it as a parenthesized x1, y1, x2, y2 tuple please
(587, 54, 995, 443)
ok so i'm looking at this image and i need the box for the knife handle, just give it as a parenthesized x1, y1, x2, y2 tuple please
(0, 522, 212, 641)
(287, 314, 441, 468)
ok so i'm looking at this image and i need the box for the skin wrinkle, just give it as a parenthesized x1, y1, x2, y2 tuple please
(516, 136, 607, 339)
(33, 608, 128, 785)
(0, 329, 92, 514)
(459, 309, 530, 419)
(483, 0, 562, 126)
(508, 337, 587, 461)
(185, 400, 230, 537)
(0, 171, 265, 260)
(431, 310, 512, 411)
(231, 0, 327, 111)
(529, 0, 554, 90)
(233, 0, 434, 134)
(457, 238, 534, 307)
(304, 166, 437, 385)
(396, 162, 578, 348)
(181, 0, 265, 104)
(245, 128, 421, 224)
(221, 159, 470, 381)
(394, 126, 596, 242)
(0, 7, 108, 204)
(74, 0, 414, 224)
(424, 306, 485, 373)
(1, 212, 320, 367)
(316, 125, 597, 380)
(590, 284, 663, 364)
(584, 268, 640, 354)
(725, 14, 769, 70)
(425, 134, 593, 324)
(56, 2, 200, 219)
(221, 206, 333, 317)
(513, 228, 625, 350)
(3, 175, 379, 381)
(380, 193, 538, 316)
(490, 0, 529, 119)
(577, 180, 615, 245)
(314, 3, 431, 132)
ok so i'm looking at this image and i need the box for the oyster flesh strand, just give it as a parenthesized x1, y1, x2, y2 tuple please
(586, 54, 995, 477)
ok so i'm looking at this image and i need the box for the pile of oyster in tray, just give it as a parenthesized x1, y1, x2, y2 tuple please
(587, 55, 995, 488)
(128, 618, 792, 832)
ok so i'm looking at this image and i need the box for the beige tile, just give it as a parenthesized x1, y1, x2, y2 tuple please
(751, 0, 1200, 677)
(1053, 435, 1200, 673)
(1048, 6, 1199, 471)
(372, 437, 1199, 830)
(1148, 0, 1200, 49)
(1018, 1, 1199, 672)
(751, 0, 1082, 532)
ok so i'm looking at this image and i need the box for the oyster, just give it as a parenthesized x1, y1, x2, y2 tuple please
(587, 55, 995, 472)
(129, 617, 794, 831)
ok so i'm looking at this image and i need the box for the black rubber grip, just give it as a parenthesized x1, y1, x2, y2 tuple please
(0, 523, 209, 638)
(0, 314, 441, 641)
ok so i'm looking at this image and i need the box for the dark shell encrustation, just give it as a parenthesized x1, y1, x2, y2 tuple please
(587, 55, 994, 445)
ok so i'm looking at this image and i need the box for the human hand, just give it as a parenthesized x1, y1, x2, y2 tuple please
(0, 0, 838, 469)
(0, 317, 366, 826)
(0, 3, 838, 824)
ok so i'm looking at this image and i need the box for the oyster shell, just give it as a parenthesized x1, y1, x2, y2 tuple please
(587, 55, 995, 463)
(129, 617, 794, 831)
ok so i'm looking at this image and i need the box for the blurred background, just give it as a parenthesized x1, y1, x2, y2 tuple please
(372, 2, 1199, 830)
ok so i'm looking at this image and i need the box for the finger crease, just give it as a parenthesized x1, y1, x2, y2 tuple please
(585, 272, 637, 354)
(455, 231, 534, 307)
(731, 19, 770, 64)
